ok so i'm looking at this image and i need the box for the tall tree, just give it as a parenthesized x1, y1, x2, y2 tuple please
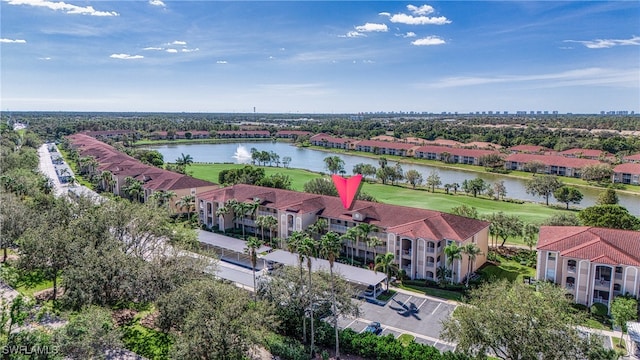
(610, 297, 638, 347)
(356, 223, 379, 263)
(426, 170, 441, 192)
(404, 169, 423, 189)
(597, 188, 619, 205)
(444, 243, 463, 283)
(54, 306, 123, 359)
(303, 177, 339, 196)
(578, 205, 640, 230)
(523, 223, 539, 250)
(461, 243, 482, 287)
(353, 163, 377, 182)
(450, 204, 479, 219)
(298, 235, 318, 357)
(318, 231, 343, 360)
(175, 153, 194, 167)
(0, 193, 32, 262)
(484, 212, 524, 247)
(309, 218, 328, 240)
(245, 236, 263, 300)
(492, 180, 507, 200)
(441, 280, 614, 360)
(374, 252, 398, 291)
(175, 194, 196, 220)
(323, 156, 345, 174)
(553, 186, 584, 209)
(525, 175, 563, 206)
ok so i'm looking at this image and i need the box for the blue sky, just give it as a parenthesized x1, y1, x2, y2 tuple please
(1, 1, 639, 114)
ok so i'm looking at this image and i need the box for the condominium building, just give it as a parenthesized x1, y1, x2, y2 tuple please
(537, 226, 640, 311)
(197, 184, 490, 283)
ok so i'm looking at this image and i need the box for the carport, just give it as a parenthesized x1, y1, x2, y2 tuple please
(197, 230, 271, 269)
(262, 250, 386, 293)
(627, 321, 640, 357)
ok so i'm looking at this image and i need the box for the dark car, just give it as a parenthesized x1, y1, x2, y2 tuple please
(364, 321, 382, 335)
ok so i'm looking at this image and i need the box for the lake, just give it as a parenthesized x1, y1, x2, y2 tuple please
(146, 141, 640, 215)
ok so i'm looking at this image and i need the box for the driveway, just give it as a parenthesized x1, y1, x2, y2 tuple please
(337, 290, 457, 352)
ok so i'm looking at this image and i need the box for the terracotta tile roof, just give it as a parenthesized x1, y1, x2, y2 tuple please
(309, 134, 353, 144)
(624, 153, 640, 162)
(538, 226, 640, 266)
(217, 130, 270, 136)
(198, 184, 489, 241)
(505, 153, 602, 168)
(464, 141, 503, 150)
(427, 139, 464, 147)
(509, 145, 549, 153)
(66, 133, 217, 191)
(370, 135, 397, 142)
(276, 130, 313, 137)
(614, 163, 640, 175)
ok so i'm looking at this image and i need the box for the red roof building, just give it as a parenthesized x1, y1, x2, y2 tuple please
(275, 130, 313, 138)
(309, 134, 356, 149)
(197, 184, 490, 283)
(624, 153, 640, 163)
(505, 153, 602, 177)
(414, 145, 499, 165)
(537, 226, 640, 311)
(66, 134, 218, 212)
(613, 163, 640, 185)
(354, 139, 418, 156)
(216, 130, 270, 138)
(559, 148, 612, 160)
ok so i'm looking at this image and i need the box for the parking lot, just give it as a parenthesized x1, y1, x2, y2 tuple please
(336, 291, 457, 352)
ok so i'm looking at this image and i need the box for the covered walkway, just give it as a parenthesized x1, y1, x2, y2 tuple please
(197, 230, 271, 270)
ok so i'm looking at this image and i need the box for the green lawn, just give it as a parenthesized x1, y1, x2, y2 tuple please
(188, 163, 320, 190)
(397, 283, 464, 302)
(476, 257, 536, 283)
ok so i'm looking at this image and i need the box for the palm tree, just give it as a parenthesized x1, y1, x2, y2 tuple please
(175, 153, 194, 167)
(308, 218, 328, 240)
(100, 170, 113, 192)
(245, 236, 263, 300)
(255, 215, 267, 242)
(215, 204, 231, 232)
(342, 228, 358, 265)
(374, 252, 398, 292)
(231, 201, 253, 239)
(123, 177, 143, 202)
(461, 243, 483, 287)
(366, 236, 382, 266)
(151, 190, 176, 209)
(286, 231, 308, 343)
(319, 231, 343, 360)
(263, 215, 279, 247)
(444, 243, 463, 284)
(175, 194, 196, 220)
(298, 235, 318, 358)
(356, 223, 378, 263)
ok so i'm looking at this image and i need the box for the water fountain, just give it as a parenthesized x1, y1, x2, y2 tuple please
(232, 145, 252, 163)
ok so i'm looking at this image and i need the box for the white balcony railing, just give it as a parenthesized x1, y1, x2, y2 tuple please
(567, 266, 576, 273)
(595, 279, 610, 288)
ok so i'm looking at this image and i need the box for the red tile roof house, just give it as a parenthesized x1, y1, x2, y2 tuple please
(354, 139, 418, 157)
(613, 163, 640, 185)
(504, 153, 602, 177)
(624, 153, 640, 164)
(508, 144, 550, 154)
(66, 134, 218, 213)
(275, 130, 313, 139)
(176, 130, 211, 139)
(536, 226, 640, 312)
(309, 134, 357, 150)
(197, 184, 490, 283)
(216, 130, 271, 138)
(414, 145, 500, 165)
(559, 148, 613, 160)
(82, 130, 138, 140)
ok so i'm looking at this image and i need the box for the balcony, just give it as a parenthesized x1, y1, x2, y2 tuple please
(329, 224, 348, 233)
(592, 298, 609, 307)
(565, 283, 575, 290)
(425, 261, 435, 268)
(567, 266, 576, 273)
(594, 279, 610, 288)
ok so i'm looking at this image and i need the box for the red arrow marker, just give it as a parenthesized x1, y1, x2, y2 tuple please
(331, 174, 363, 209)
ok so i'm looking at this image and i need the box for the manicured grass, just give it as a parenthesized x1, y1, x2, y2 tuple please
(397, 283, 464, 302)
(376, 290, 396, 302)
(17, 279, 55, 297)
(397, 333, 415, 346)
(476, 257, 536, 283)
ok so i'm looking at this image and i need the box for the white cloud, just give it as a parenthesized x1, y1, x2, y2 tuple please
(110, 53, 143, 60)
(339, 31, 365, 38)
(6, 0, 118, 16)
(390, 13, 451, 25)
(378, 11, 391, 17)
(181, 48, 199, 53)
(564, 35, 640, 49)
(355, 23, 388, 32)
(0, 38, 27, 43)
(39, 57, 51, 60)
(429, 68, 638, 88)
(216, 60, 227, 64)
(149, 0, 165, 7)
(166, 49, 178, 53)
(411, 36, 446, 46)
(403, 32, 417, 38)
(170, 40, 187, 45)
(407, 4, 434, 15)
(143, 47, 163, 51)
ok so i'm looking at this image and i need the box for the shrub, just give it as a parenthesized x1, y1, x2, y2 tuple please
(591, 302, 609, 317)
(264, 333, 309, 360)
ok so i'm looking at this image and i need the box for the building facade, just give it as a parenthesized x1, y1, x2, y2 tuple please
(197, 184, 490, 283)
(536, 226, 640, 311)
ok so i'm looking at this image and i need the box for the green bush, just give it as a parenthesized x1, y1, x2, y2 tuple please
(122, 324, 173, 360)
(590, 302, 609, 317)
(264, 333, 309, 360)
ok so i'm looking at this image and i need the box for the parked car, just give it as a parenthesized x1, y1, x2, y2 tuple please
(364, 321, 382, 335)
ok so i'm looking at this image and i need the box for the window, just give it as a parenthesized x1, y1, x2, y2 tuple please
(548, 252, 556, 261)
(567, 260, 576, 272)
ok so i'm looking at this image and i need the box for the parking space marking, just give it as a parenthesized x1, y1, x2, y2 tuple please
(417, 298, 427, 310)
(353, 317, 456, 347)
(345, 319, 357, 329)
(431, 302, 442, 315)
(402, 296, 413, 307)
